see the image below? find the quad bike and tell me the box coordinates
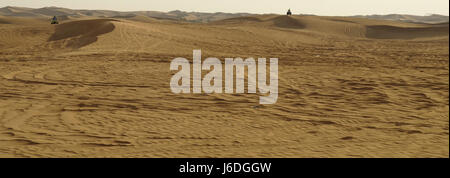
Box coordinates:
[287,9,292,16]
[51,16,59,24]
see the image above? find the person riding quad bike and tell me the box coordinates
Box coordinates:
[287,9,292,16]
[51,16,59,24]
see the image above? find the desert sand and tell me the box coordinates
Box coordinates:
[0,14,448,157]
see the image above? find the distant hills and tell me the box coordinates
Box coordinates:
[0,6,448,24]
[0,6,252,22]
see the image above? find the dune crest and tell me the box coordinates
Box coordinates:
[270,15,306,29]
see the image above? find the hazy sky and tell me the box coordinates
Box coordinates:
[1,0,449,16]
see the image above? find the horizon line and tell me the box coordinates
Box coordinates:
[1,5,449,17]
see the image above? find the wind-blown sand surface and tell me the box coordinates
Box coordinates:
[0,15,448,157]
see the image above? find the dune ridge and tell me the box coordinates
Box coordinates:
[47,19,117,48]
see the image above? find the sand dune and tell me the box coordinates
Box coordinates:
[366,24,449,39]
[0,15,49,25]
[352,14,449,24]
[0,16,10,24]
[270,15,306,29]
[0,18,51,50]
[0,6,253,23]
[2,6,448,24]
[48,19,116,48]
[215,15,449,39]
[0,15,448,158]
